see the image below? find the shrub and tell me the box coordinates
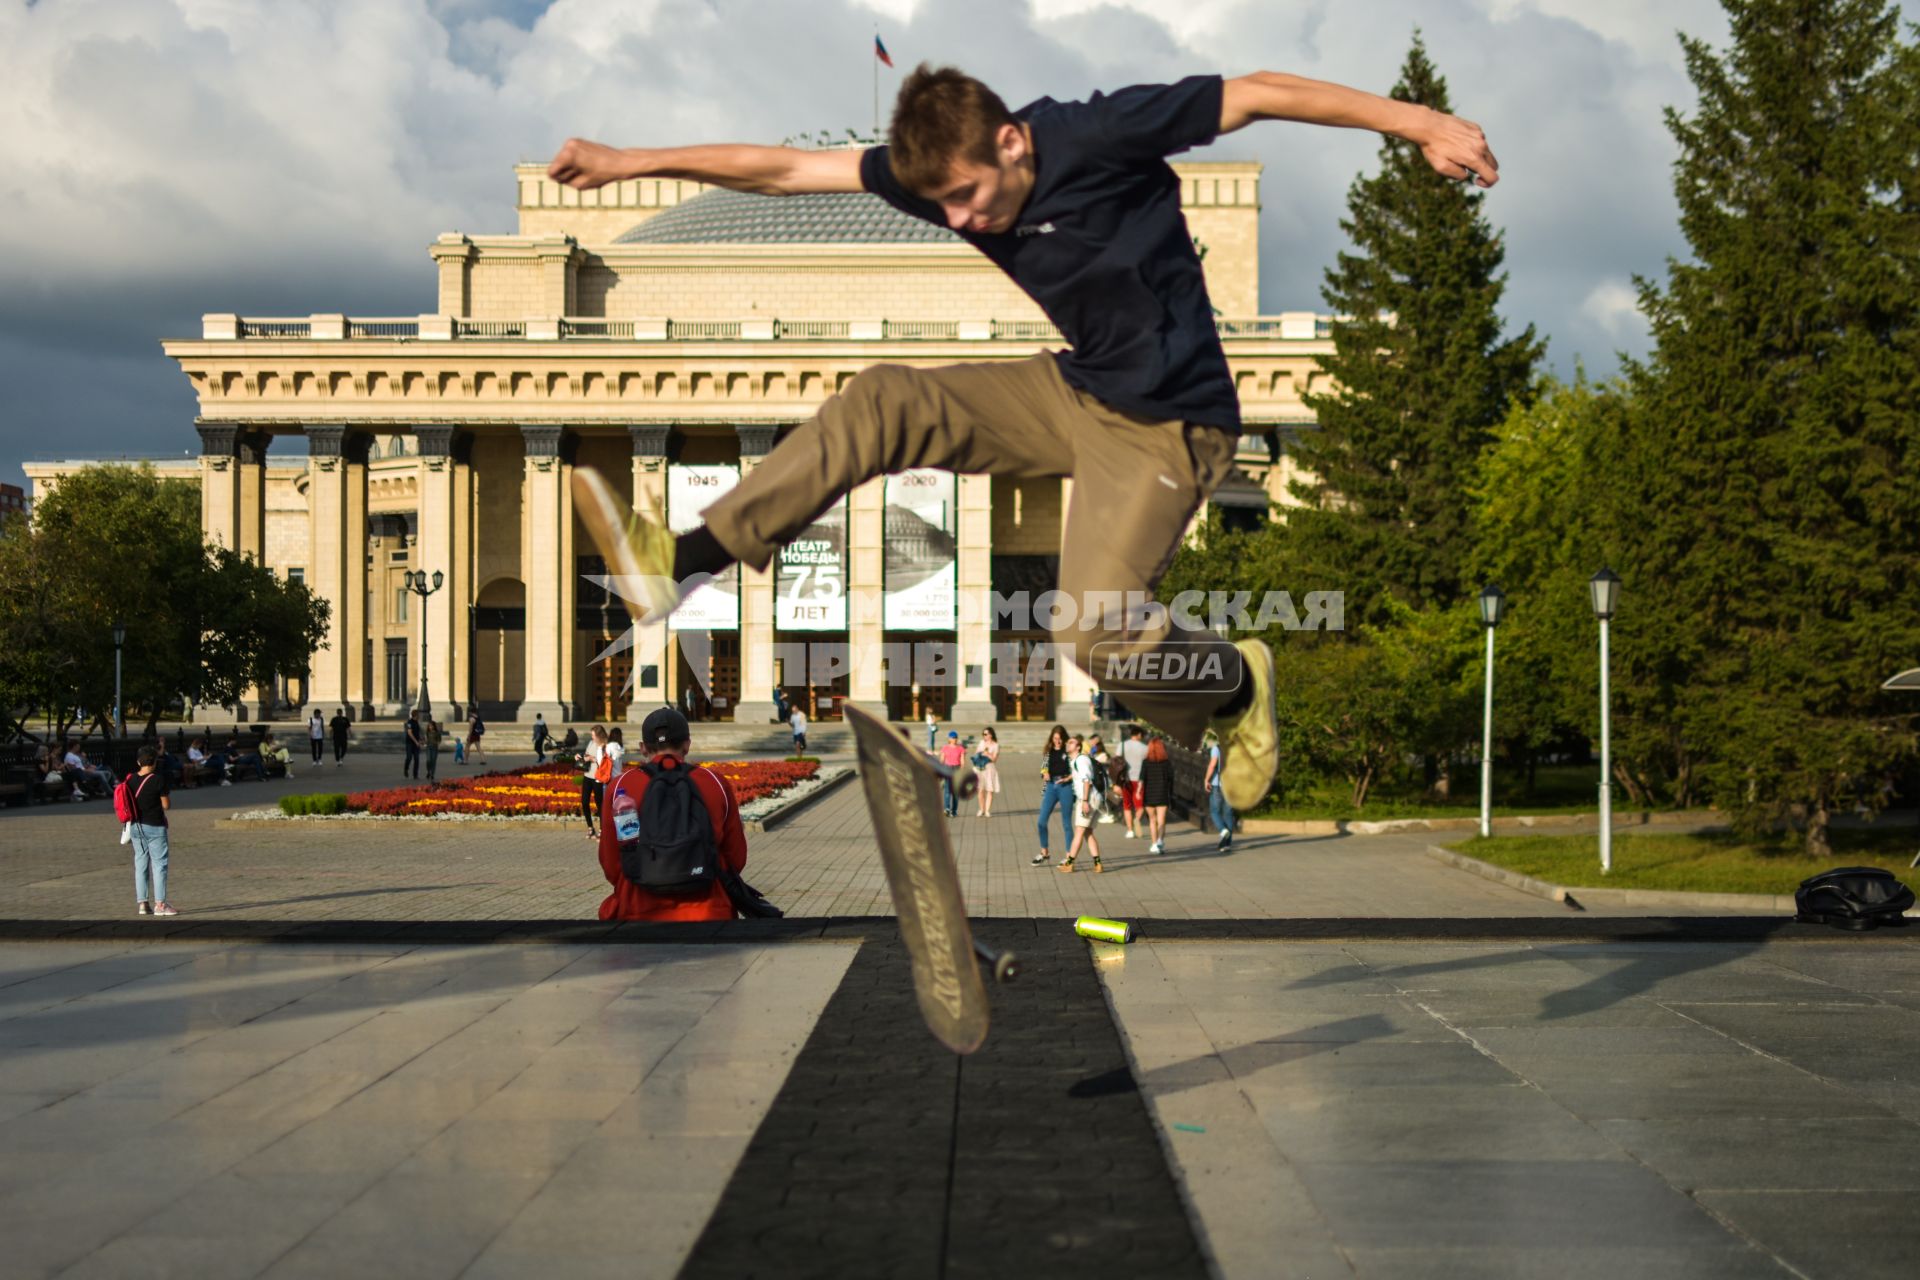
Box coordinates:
[279,793,348,816]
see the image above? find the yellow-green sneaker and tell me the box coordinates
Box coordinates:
[571,469,681,623]
[1213,638,1277,812]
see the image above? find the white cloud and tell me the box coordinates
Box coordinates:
[1580,279,1646,339]
[2,0,1910,482]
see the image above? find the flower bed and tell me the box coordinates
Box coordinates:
[345,759,819,818]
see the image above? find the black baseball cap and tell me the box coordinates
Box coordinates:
[641,706,691,751]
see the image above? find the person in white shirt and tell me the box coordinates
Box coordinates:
[307,710,326,765]
[62,740,113,793]
[581,725,608,840]
[790,706,808,754]
[1059,734,1103,874]
[1119,724,1149,840]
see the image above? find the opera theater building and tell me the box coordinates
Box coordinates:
[28,158,1330,727]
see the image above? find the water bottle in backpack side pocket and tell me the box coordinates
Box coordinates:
[612,786,642,859]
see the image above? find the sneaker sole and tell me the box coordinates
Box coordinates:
[1219,638,1279,811]
[570,469,680,622]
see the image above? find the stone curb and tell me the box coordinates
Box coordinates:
[1425,843,1800,913]
[744,766,855,833]
[1233,809,1729,837]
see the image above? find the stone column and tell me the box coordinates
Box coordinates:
[196,423,242,553]
[845,475,888,717]
[730,423,780,726]
[1057,476,1095,715]
[952,472,997,722]
[416,426,470,722]
[306,426,373,720]
[235,430,270,564]
[626,424,672,723]
[520,424,574,722]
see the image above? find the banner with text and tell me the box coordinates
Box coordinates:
[775,497,847,630]
[882,469,957,630]
[666,464,739,631]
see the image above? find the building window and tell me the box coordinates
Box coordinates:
[287,567,305,585]
[395,588,409,623]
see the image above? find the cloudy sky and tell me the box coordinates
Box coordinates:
[2,0,1897,489]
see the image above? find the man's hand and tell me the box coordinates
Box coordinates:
[548,138,634,192]
[1408,108,1500,188]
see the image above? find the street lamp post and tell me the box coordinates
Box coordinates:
[1477,586,1505,839]
[1589,568,1622,874]
[111,620,126,738]
[404,570,444,717]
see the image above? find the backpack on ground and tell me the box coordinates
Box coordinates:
[619,761,719,895]
[1794,867,1914,931]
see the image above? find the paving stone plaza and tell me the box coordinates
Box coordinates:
[4,745,1918,1278]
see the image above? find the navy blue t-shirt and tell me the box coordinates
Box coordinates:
[861,74,1239,431]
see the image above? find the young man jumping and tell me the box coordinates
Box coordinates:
[549,66,1498,811]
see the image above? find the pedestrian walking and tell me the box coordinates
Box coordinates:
[1059,734,1103,873]
[466,710,488,766]
[925,707,938,752]
[403,710,424,779]
[1031,724,1074,866]
[329,707,351,766]
[1087,733,1117,824]
[1203,731,1234,850]
[307,710,325,765]
[124,746,177,916]
[939,730,965,816]
[425,719,442,780]
[1139,735,1173,854]
[581,724,608,839]
[1119,724,1148,839]
[607,727,630,777]
[790,704,808,754]
[533,713,550,763]
[974,727,1000,817]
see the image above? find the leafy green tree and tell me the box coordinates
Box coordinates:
[1619,0,1920,853]
[1288,32,1544,627]
[0,465,329,739]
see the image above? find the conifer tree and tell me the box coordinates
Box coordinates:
[1618,0,1920,853]
[1288,33,1542,629]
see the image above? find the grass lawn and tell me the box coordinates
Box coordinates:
[1449,824,1920,895]
[1250,763,1610,822]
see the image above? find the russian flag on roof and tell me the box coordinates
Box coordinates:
[874,34,894,67]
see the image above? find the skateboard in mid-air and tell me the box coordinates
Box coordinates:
[844,704,1019,1054]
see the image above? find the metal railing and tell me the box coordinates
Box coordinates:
[347,320,421,339]
[453,319,526,338]
[559,319,636,338]
[239,319,312,339]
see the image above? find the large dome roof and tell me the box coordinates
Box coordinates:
[614,188,959,246]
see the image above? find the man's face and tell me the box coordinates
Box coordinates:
[923,123,1033,234]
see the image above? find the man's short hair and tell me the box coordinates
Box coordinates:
[889,63,1015,193]
[136,745,156,767]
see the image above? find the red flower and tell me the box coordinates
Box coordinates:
[344,759,818,816]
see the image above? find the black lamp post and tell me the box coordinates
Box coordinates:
[111,620,126,738]
[404,570,444,716]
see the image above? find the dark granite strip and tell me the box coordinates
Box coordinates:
[679,924,1206,1280]
[1,915,1914,946]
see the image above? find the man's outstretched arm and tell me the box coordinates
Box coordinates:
[546,138,865,196]
[1218,72,1500,188]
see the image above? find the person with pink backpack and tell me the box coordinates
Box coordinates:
[116,746,178,917]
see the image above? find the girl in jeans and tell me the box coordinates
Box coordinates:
[1031,724,1075,866]
[126,746,178,916]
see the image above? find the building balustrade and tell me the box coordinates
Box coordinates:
[202,312,1333,343]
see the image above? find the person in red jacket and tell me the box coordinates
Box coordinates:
[597,706,748,921]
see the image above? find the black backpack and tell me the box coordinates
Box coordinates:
[1794,867,1915,931]
[1088,752,1110,795]
[619,761,718,895]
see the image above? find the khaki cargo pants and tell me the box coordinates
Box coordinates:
[701,354,1244,746]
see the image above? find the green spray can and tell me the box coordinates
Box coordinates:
[1075,915,1133,944]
